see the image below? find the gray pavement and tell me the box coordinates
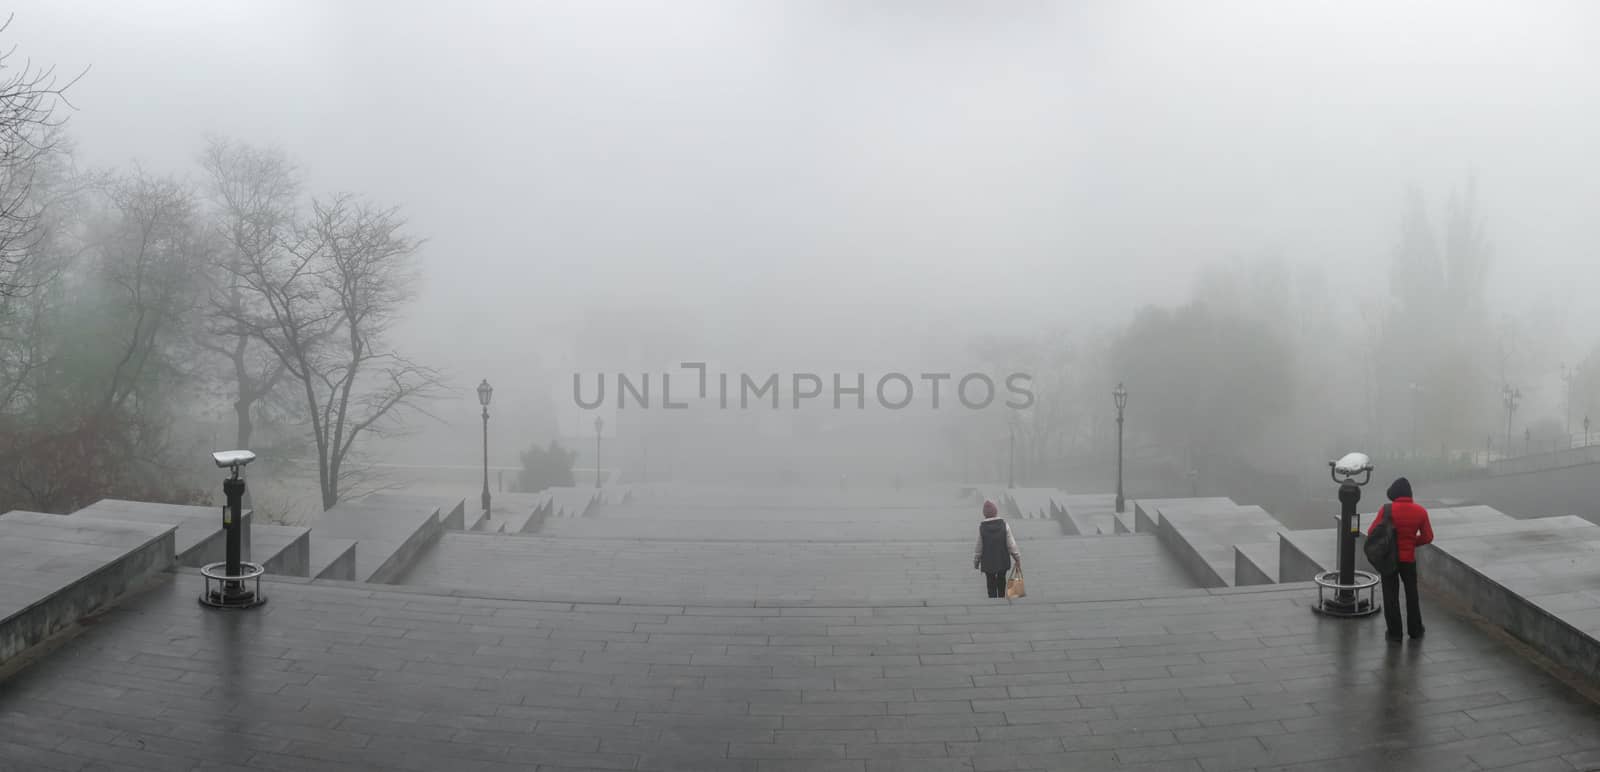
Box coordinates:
[5,485,1600,770]
[2,574,1600,771]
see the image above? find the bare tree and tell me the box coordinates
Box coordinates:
[0,15,81,298]
[94,170,212,411]
[199,137,298,449]
[1,169,213,513]
[218,193,443,509]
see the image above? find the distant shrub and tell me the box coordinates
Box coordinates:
[517,440,576,492]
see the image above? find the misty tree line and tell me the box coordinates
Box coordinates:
[951,176,1566,488]
[0,38,439,515]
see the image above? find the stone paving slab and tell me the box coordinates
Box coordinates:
[4,574,1600,770]
[72,498,252,567]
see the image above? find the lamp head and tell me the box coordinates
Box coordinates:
[477,378,493,407]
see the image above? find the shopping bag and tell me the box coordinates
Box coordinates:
[1006,568,1026,599]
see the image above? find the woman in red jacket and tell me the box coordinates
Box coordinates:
[1370,477,1434,641]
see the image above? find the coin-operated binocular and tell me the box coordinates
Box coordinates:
[199,450,267,609]
[1311,452,1381,617]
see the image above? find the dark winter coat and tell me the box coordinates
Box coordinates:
[975,518,1021,574]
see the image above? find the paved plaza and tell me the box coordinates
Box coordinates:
[3,484,1600,770]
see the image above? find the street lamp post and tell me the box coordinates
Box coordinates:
[1113,383,1128,514]
[1586,415,1592,447]
[1562,364,1574,443]
[594,415,604,489]
[1503,385,1520,457]
[477,379,493,517]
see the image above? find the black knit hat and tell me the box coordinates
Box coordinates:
[1387,477,1413,501]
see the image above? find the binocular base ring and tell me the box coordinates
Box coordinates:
[1310,570,1382,618]
[198,561,268,610]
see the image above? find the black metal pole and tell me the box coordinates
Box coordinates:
[481,406,491,515]
[595,423,602,489]
[1505,402,1513,457]
[1114,412,1125,513]
[223,473,245,592]
[1334,480,1361,610]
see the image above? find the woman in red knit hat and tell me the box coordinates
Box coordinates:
[974,499,1022,598]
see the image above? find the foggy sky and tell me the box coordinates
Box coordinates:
[9,0,1600,460]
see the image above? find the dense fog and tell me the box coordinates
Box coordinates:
[2,1,1598,523]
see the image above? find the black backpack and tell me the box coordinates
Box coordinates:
[1363,503,1399,577]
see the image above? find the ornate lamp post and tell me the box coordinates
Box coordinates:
[1561,363,1574,443]
[477,379,493,516]
[1113,382,1128,513]
[594,415,604,489]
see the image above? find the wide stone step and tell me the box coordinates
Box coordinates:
[0,511,176,666]
[251,524,311,576]
[314,496,444,583]
[540,515,1011,543]
[1133,497,1237,533]
[1056,493,1129,535]
[483,491,555,533]
[544,487,601,518]
[361,493,465,529]
[1417,515,1600,684]
[1002,488,1060,521]
[306,536,357,580]
[396,531,1196,604]
[72,499,250,567]
[1277,510,1576,583]
[1149,501,1288,588]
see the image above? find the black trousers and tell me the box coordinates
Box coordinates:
[1381,561,1425,638]
[985,572,1008,598]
